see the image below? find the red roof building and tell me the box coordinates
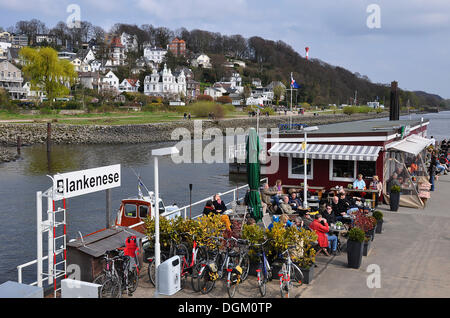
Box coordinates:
[168,38,186,57]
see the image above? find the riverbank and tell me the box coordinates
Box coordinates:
[0,111,388,148]
[0,146,18,163]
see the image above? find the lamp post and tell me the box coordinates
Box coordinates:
[301,126,319,209]
[151,146,179,298]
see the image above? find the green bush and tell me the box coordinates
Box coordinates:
[390,185,401,193]
[188,101,226,119]
[372,211,384,221]
[40,107,54,115]
[343,106,356,115]
[348,227,366,243]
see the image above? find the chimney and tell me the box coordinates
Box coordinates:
[390,81,400,121]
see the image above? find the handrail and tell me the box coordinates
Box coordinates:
[161,177,268,220]
[16,177,268,286]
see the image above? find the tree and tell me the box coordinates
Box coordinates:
[273,85,286,106]
[19,47,77,104]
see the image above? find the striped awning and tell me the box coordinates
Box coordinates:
[269,143,382,161]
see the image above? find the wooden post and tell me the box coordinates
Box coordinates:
[17,135,22,155]
[106,189,111,228]
[47,122,52,152]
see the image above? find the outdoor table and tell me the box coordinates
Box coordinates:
[343,188,379,209]
[282,185,325,200]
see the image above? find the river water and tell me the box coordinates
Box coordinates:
[0,111,449,284]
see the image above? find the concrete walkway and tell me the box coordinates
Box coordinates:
[130,174,450,298]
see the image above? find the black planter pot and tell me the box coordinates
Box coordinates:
[390,192,400,211]
[366,228,375,241]
[271,262,283,280]
[375,219,383,234]
[299,265,314,284]
[347,240,364,269]
[363,239,372,256]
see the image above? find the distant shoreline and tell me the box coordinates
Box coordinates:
[0,111,395,163]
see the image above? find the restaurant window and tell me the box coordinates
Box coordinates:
[289,157,313,179]
[124,204,137,218]
[357,161,376,179]
[330,160,355,181]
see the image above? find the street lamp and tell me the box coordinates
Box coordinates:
[151,146,179,298]
[301,126,319,209]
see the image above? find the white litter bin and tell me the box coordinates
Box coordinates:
[158,256,181,296]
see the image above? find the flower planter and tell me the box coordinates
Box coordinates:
[347,240,364,269]
[366,228,375,241]
[375,219,383,234]
[363,239,372,256]
[390,192,400,211]
[298,265,314,284]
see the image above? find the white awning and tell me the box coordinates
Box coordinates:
[268,143,382,161]
[386,135,434,156]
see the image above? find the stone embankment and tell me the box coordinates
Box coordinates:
[0,112,388,162]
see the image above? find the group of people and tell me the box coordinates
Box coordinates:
[202,194,232,231]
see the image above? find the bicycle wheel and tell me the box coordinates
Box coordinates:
[101,277,122,298]
[292,264,304,285]
[199,266,216,295]
[196,245,209,264]
[256,268,266,297]
[279,265,289,298]
[227,271,239,298]
[127,267,139,293]
[190,262,203,292]
[147,254,167,287]
[240,253,250,281]
[93,273,107,286]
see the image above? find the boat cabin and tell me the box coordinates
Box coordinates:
[115,192,180,233]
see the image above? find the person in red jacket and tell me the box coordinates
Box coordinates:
[309,214,338,256]
[124,236,139,273]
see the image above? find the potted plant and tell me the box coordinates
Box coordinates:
[389,185,401,211]
[353,211,375,240]
[242,224,266,276]
[294,228,318,284]
[363,236,372,256]
[347,227,365,269]
[367,216,377,241]
[372,211,384,234]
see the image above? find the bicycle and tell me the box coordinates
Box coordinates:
[278,245,304,298]
[93,250,122,298]
[251,239,272,297]
[193,236,224,294]
[226,237,250,298]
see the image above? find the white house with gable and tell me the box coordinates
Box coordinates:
[101,70,119,92]
[143,63,186,98]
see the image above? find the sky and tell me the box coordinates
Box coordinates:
[1,0,449,99]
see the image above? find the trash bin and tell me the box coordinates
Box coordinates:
[158,256,181,296]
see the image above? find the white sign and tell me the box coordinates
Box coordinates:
[54,164,121,200]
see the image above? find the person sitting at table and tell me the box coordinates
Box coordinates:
[289,192,303,211]
[260,183,281,212]
[353,174,366,190]
[268,214,294,231]
[203,199,232,231]
[369,175,382,207]
[213,194,227,213]
[279,195,296,215]
[309,214,338,256]
[321,203,336,226]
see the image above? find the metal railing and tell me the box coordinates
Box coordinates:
[17,177,268,286]
[160,177,268,220]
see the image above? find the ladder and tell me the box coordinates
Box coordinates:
[38,188,67,298]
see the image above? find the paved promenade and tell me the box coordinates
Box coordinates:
[131,174,450,298]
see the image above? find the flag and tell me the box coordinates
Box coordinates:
[290,73,300,89]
